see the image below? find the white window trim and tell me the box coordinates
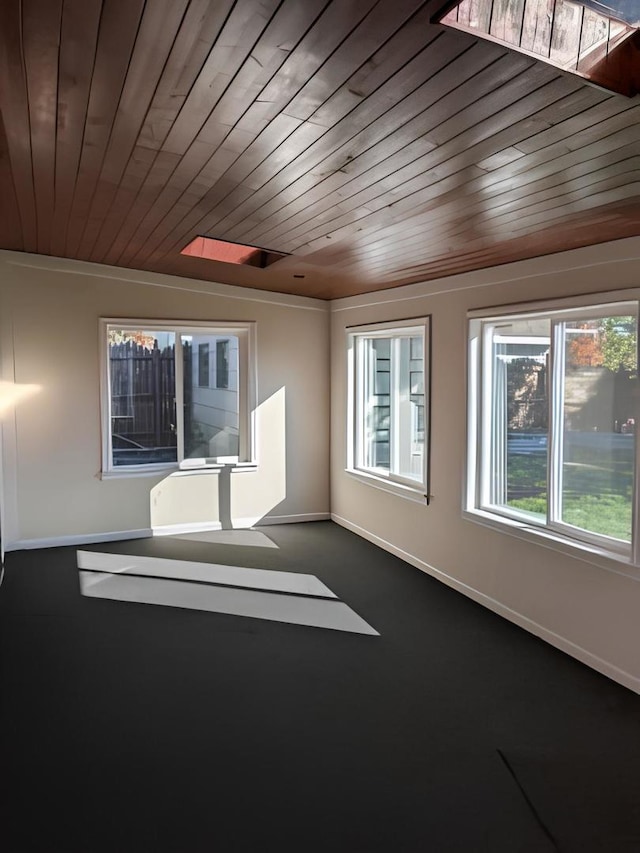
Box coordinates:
[346,317,430,500]
[466,290,640,572]
[100,318,257,476]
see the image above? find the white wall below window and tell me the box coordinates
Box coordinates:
[331,236,640,693]
[0,252,330,545]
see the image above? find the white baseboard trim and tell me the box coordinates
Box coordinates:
[4,514,332,551]
[6,528,152,551]
[332,513,640,695]
[257,512,331,526]
[152,521,223,536]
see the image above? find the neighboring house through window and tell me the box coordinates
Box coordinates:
[198,343,210,388]
[216,339,230,389]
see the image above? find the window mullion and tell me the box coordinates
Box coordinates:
[480,323,495,508]
[632,306,640,563]
[548,320,565,527]
[175,333,185,464]
[355,337,366,470]
[391,337,400,476]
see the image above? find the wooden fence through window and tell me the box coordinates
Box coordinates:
[109,340,192,452]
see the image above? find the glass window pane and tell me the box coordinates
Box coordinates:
[396,335,424,482]
[559,316,637,542]
[216,340,230,389]
[489,318,550,519]
[184,333,240,460]
[357,331,425,483]
[198,343,209,387]
[108,330,177,467]
[362,338,391,472]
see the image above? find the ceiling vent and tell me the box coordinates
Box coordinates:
[181,237,287,268]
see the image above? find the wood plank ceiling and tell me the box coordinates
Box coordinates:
[0,0,639,299]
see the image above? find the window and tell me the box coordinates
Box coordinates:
[198,343,209,388]
[348,318,430,496]
[468,297,639,561]
[216,340,229,389]
[101,320,255,473]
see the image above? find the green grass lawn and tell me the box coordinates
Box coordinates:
[506,451,633,542]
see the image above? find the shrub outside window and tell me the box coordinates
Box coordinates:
[468,298,639,562]
[348,318,429,496]
[101,320,255,473]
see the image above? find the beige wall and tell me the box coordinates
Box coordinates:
[330,236,640,693]
[0,252,330,544]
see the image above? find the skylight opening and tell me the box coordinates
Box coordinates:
[436,0,640,96]
[181,237,287,268]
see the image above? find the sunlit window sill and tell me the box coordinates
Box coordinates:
[100,462,258,480]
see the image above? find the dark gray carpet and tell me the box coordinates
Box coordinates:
[1,521,639,852]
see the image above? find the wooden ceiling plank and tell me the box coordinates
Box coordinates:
[242,60,548,250]
[363,140,640,252]
[262,71,581,249]
[137,0,236,152]
[143,34,505,267]
[392,186,640,274]
[22,0,63,255]
[123,0,420,267]
[106,0,321,266]
[514,96,637,155]
[0,0,37,250]
[234,42,521,248]
[64,0,146,258]
[279,75,583,252]
[160,0,282,158]
[270,0,427,123]
[481,176,640,239]
[317,172,634,276]
[290,81,636,257]
[199,0,432,197]
[89,0,236,264]
[0,112,25,250]
[391,124,640,242]
[312,206,640,293]
[384,125,640,246]
[181,28,459,245]
[50,0,102,258]
[437,158,640,244]
[76,0,190,260]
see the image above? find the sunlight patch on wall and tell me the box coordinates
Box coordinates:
[0,381,42,414]
[150,387,287,532]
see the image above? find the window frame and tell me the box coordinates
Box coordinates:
[347,317,430,501]
[100,318,257,476]
[467,292,640,569]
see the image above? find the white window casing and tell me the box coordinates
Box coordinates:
[347,317,430,501]
[467,292,640,572]
[100,319,256,476]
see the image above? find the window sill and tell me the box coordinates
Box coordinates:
[463,507,640,580]
[100,462,258,480]
[345,468,428,504]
